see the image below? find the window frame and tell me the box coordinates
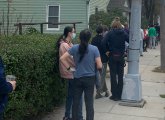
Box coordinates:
[46,5,60,30]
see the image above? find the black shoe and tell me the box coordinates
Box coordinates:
[116,97,121,101]
[95,93,103,99]
[109,96,115,100]
[109,96,120,101]
[63,117,71,120]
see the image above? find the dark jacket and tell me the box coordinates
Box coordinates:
[91,35,108,63]
[0,57,13,113]
[103,28,129,55]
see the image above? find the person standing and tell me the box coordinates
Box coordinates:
[60,29,102,120]
[148,25,157,49]
[140,28,144,56]
[154,23,160,45]
[103,17,129,101]
[0,56,16,120]
[91,25,110,99]
[143,29,149,52]
[57,26,83,120]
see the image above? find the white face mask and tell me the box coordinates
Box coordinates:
[72,33,76,39]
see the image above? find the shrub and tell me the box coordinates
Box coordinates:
[0,34,66,120]
[25,27,40,35]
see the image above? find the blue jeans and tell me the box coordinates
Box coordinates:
[65,79,83,119]
[95,71,101,92]
[72,76,95,120]
[149,36,156,49]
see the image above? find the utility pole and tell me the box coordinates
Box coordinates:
[120,0,145,107]
[160,0,165,70]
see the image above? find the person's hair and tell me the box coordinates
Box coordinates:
[78,29,91,62]
[56,26,73,50]
[154,23,159,26]
[111,17,122,29]
[96,25,103,34]
[150,24,154,27]
[102,25,109,32]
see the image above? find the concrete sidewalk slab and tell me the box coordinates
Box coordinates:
[42,45,165,120]
[142,82,165,97]
[94,113,160,120]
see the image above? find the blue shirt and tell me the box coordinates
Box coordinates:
[68,44,100,78]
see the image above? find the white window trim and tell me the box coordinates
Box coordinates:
[46,5,60,31]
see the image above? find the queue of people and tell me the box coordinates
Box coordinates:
[57,17,129,120]
[0,16,160,120]
[142,23,160,54]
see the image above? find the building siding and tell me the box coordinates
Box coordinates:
[107,0,131,12]
[0,0,88,34]
[89,0,110,15]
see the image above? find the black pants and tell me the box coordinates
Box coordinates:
[143,40,149,51]
[72,76,95,120]
[109,55,124,99]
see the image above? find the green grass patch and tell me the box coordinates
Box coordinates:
[152,67,165,73]
[160,94,165,98]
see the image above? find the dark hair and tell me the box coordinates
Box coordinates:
[56,26,73,50]
[150,24,154,27]
[96,25,103,34]
[78,29,91,62]
[102,25,109,32]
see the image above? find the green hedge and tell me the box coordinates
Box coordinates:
[0,34,66,120]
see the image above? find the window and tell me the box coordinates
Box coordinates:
[47,5,60,30]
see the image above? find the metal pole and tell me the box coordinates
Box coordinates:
[120,0,145,107]
[160,0,165,70]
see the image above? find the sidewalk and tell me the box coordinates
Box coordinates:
[42,45,165,120]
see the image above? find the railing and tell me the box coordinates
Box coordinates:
[14,22,83,35]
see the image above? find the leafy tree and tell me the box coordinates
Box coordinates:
[143,0,160,25]
[89,9,127,31]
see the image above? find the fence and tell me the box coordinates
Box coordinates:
[14,22,83,35]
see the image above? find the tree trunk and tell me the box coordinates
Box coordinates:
[160,0,165,70]
[143,0,155,25]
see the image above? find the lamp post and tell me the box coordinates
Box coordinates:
[160,0,165,70]
[120,0,145,107]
